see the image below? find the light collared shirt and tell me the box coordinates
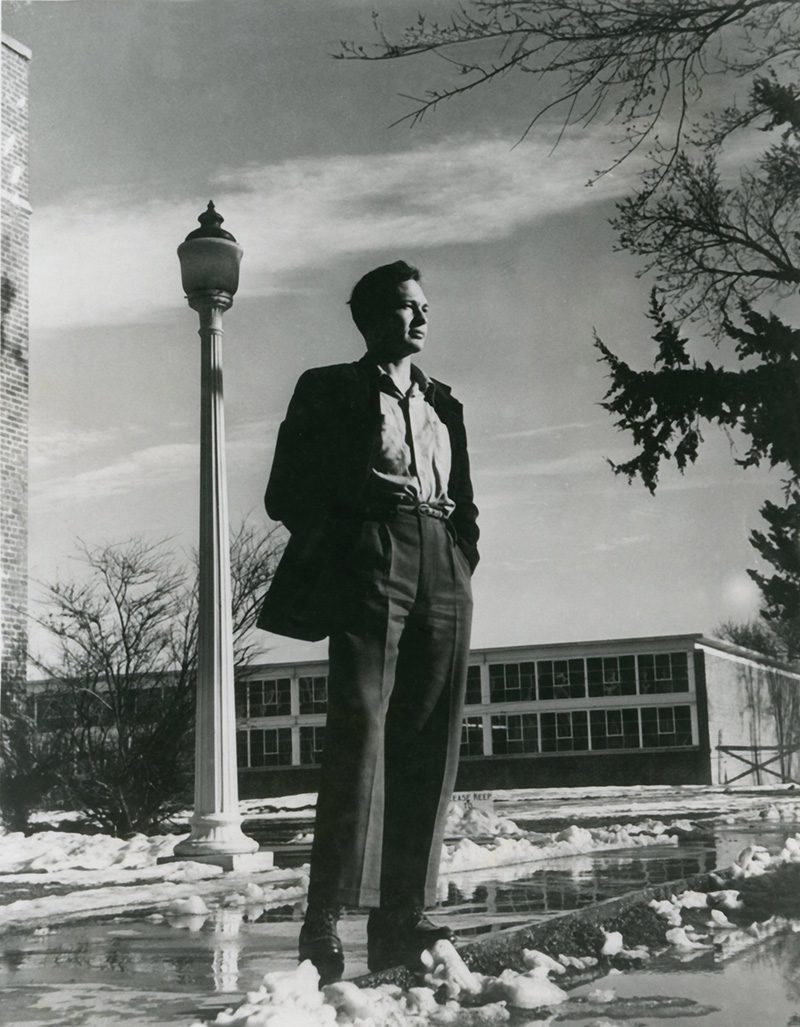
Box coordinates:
[368,365,455,514]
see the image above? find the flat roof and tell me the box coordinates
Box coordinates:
[2,34,32,60]
[243,632,794,676]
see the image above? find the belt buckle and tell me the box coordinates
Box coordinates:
[417,502,443,519]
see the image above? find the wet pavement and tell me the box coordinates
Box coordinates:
[564,928,800,1025]
[2,810,799,1025]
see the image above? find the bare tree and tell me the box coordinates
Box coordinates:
[341,1,800,319]
[12,523,284,836]
[339,1,798,169]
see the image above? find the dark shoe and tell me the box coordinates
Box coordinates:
[299,904,344,985]
[367,907,455,973]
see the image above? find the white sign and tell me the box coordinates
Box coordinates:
[452,791,494,813]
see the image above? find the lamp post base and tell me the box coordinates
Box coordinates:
[158,850,275,872]
[169,810,266,870]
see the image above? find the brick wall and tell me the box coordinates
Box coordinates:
[1,35,32,700]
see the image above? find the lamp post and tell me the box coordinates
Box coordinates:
[172,203,270,871]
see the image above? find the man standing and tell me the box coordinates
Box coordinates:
[258,260,478,982]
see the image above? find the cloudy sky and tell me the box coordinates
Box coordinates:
[5,0,786,664]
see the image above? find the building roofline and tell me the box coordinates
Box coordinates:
[697,634,800,676]
[2,34,32,60]
[466,633,706,657]
[241,633,710,676]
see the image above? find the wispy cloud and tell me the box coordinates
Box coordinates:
[31,130,642,334]
[30,426,123,469]
[494,420,603,440]
[479,447,622,479]
[32,417,275,507]
[33,442,199,506]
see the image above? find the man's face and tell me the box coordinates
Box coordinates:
[368,279,429,358]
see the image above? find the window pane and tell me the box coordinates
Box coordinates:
[641,705,692,747]
[520,663,536,701]
[619,655,637,694]
[490,713,538,754]
[572,710,589,751]
[489,665,506,703]
[674,704,693,745]
[249,678,291,717]
[641,707,658,746]
[587,656,634,697]
[460,716,484,757]
[465,666,482,706]
[540,710,588,752]
[299,676,327,715]
[522,714,538,751]
[250,726,294,766]
[586,658,604,698]
[622,707,640,748]
[540,712,556,752]
[488,663,535,703]
[568,658,586,698]
[276,727,292,765]
[658,707,675,734]
[491,715,510,754]
[236,730,249,767]
[300,725,325,765]
[639,653,689,694]
[538,661,555,701]
[590,707,640,751]
[670,652,690,692]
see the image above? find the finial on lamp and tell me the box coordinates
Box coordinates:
[184,201,237,243]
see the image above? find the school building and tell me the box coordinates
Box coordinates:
[235,633,800,796]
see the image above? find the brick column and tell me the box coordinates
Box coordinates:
[1,34,32,704]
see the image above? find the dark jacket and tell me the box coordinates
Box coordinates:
[257,355,479,640]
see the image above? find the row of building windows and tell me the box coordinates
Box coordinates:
[461,705,694,758]
[486,652,690,704]
[235,704,693,768]
[235,676,328,719]
[236,725,327,768]
[235,652,691,722]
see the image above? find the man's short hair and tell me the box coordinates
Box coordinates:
[348,260,421,336]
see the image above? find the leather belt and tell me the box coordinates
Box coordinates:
[360,501,449,521]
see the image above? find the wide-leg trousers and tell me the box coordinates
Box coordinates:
[307,509,473,909]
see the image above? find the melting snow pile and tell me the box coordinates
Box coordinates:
[0,829,187,874]
[190,941,576,1027]
[0,829,308,933]
[441,817,678,874]
[648,833,800,962]
[729,800,800,824]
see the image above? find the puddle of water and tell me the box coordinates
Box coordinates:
[441,821,800,937]
[0,982,213,1027]
[562,929,800,1026]
[0,911,295,995]
[442,843,717,932]
[2,817,799,1025]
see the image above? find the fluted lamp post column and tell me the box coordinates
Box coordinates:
[171,203,272,871]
